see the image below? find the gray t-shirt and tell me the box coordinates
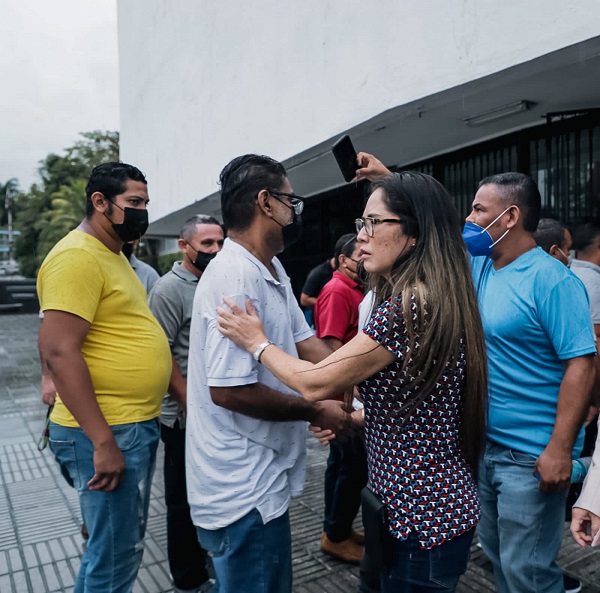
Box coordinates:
[147,261,199,427]
[570,259,600,324]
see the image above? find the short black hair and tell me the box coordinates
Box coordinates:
[572,221,600,253]
[219,154,287,231]
[179,215,222,241]
[333,233,358,269]
[534,218,568,253]
[85,162,147,217]
[478,172,541,232]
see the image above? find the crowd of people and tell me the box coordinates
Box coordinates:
[35,152,600,593]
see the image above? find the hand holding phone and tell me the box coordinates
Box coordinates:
[332,135,358,182]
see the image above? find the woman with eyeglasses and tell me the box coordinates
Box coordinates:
[217,166,488,593]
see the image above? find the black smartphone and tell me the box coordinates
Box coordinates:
[332,135,358,182]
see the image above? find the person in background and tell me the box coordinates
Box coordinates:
[37,162,172,593]
[533,218,572,266]
[122,238,160,293]
[569,221,600,555]
[300,257,335,309]
[571,418,600,548]
[217,171,488,593]
[300,256,335,326]
[314,233,367,564]
[571,222,600,379]
[534,217,592,593]
[147,214,224,593]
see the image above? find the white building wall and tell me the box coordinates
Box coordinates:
[118,0,600,223]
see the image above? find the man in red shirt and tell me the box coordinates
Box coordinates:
[314,233,367,564]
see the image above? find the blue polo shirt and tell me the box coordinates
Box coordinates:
[470,247,596,458]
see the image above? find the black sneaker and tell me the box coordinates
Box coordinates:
[563,573,582,593]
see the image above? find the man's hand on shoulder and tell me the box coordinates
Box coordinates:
[88,438,126,492]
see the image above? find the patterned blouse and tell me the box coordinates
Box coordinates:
[359,295,480,549]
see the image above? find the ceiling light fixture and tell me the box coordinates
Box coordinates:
[463,100,535,127]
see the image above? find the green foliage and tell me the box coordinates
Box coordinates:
[157,251,181,276]
[13,131,119,276]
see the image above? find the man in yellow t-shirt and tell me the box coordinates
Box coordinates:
[37,162,171,593]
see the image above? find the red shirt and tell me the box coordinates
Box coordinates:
[314,271,364,344]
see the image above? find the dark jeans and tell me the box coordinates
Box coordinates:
[380,529,475,593]
[323,435,368,542]
[161,422,210,590]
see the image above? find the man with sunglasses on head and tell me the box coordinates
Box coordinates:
[185,154,358,593]
[148,214,224,593]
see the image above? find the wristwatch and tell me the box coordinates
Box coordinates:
[252,340,274,362]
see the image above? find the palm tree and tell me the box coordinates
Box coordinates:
[0,178,20,261]
[0,177,19,227]
[36,179,87,262]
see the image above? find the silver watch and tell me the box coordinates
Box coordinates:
[252,340,273,362]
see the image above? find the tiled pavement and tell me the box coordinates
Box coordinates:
[0,313,598,593]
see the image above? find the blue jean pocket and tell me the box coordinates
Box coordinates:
[508,448,537,466]
[49,439,80,489]
[111,423,139,452]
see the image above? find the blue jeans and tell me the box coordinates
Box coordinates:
[50,419,159,593]
[477,441,567,593]
[196,509,292,593]
[380,528,474,593]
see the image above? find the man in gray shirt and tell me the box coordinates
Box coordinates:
[148,214,224,593]
[571,222,600,334]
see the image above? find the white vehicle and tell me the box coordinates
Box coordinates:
[0,259,19,275]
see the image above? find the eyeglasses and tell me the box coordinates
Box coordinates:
[355,216,403,237]
[269,190,305,215]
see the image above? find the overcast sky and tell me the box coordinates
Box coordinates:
[0,0,119,190]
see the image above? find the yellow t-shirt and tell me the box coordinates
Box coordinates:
[37,230,172,427]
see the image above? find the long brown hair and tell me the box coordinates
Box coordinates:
[367,172,488,474]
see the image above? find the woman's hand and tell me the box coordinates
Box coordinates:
[309,425,335,446]
[571,507,600,547]
[355,152,392,182]
[217,296,268,352]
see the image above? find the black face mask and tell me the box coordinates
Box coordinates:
[191,249,217,272]
[106,201,149,242]
[280,213,303,250]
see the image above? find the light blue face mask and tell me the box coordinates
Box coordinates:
[557,247,574,267]
[461,206,514,257]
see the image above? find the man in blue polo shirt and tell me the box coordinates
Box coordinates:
[464,173,596,593]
